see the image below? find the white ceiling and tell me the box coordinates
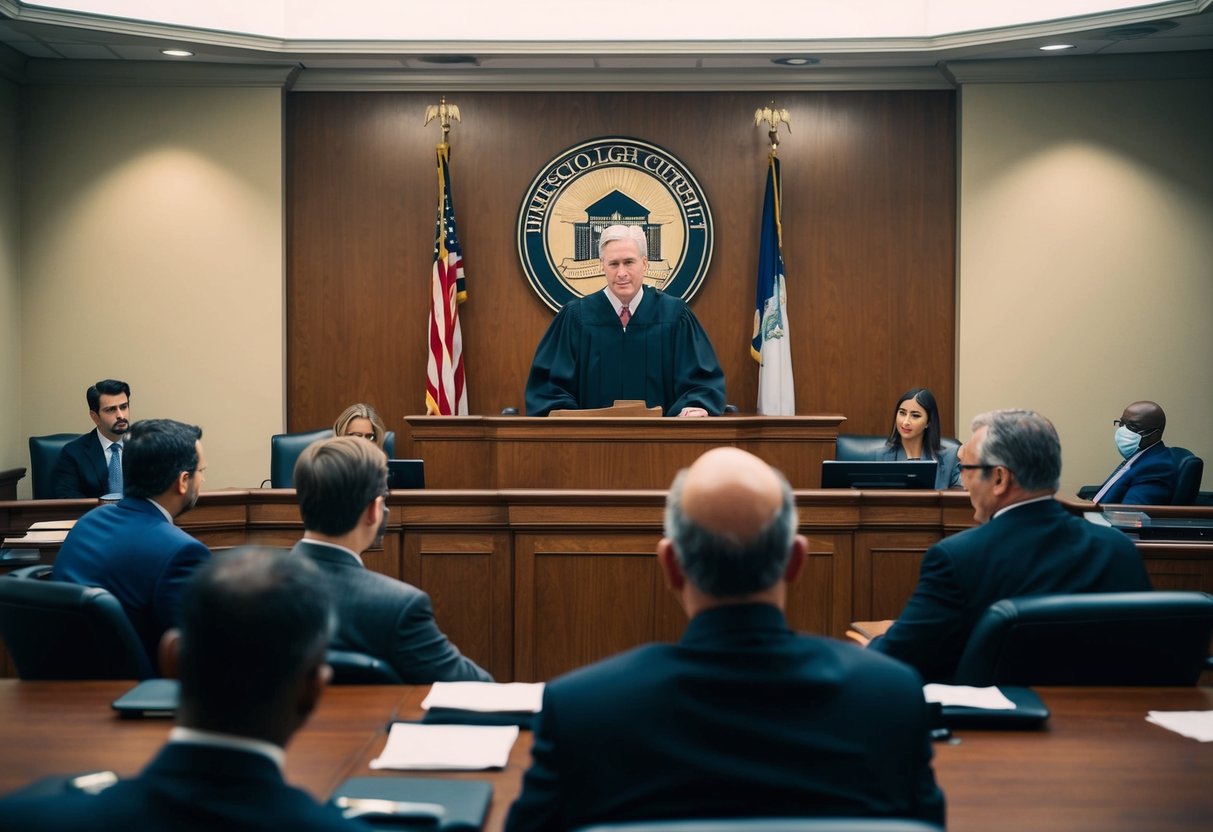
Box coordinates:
[0,0,1211,89]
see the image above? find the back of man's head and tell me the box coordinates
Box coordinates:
[664,447,797,598]
[123,419,202,499]
[86,378,130,413]
[971,408,1061,492]
[175,547,333,740]
[294,436,388,536]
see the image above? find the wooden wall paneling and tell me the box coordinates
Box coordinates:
[852,530,940,621]
[515,533,664,682]
[287,91,956,438]
[785,533,853,638]
[402,530,510,681]
[1137,545,1213,592]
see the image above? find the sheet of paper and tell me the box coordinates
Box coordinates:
[923,684,1017,710]
[1146,710,1213,742]
[370,723,520,770]
[421,681,545,713]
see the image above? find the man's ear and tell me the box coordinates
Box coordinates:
[298,660,331,718]
[783,535,808,584]
[158,628,182,679]
[363,496,383,527]
[175,470,191,497]
[657,539,685,592]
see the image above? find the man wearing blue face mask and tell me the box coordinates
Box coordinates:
[1091,400,1178,505]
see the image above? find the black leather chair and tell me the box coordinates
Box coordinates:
[835,434,959,462]
[952,591,1213,687]
[0,565,154,680]
[325,649,402,685]
[575,820,943,832]
[268,428,333,487]
[28,433,79,500]
[383,430,396,459]
[1169,447,1204,505]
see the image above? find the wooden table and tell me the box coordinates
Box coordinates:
[1,681,1210,831]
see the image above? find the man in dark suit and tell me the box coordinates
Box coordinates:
[867,409,1152,683]
[52,419,211,671]
[505,447,945,831]
[1090,400,1178,505]
[0,547,358,831]
[291,436,491,683]
[51,378,131,498]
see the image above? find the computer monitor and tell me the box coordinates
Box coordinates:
[387,459,425,490]
[820,460,938,489]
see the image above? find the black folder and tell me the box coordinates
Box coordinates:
[332,777,492,831]
[935,686,1050,729]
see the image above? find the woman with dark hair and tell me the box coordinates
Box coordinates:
[883,388,961,489]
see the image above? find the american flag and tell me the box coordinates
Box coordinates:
[425,144,468,415]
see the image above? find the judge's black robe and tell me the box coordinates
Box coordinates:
[525,289,726,417]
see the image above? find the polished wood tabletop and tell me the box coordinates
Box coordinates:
[1,681,1210,831]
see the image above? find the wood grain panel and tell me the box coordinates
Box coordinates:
[853,530,940,620]
[287,91,955,438]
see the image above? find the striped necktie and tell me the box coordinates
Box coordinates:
[107,443,123,495]
[619,306,631,327]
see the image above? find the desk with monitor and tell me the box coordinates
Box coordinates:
[0,681,1209,832]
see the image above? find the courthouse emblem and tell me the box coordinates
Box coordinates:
[516,137,714,311]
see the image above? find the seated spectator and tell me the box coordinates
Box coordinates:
[51,378,131,498]
[334,403,387,450]
[1090,400,1178,505]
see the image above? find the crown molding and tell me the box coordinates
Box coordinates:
[943,49,1213,84]
[22,59,299,86]
[289,65,955,93]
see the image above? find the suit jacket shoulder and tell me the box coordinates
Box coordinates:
[51,429,108,498]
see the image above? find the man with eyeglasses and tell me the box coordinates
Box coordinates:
[53,419,211,673]
[857,409,1150,683]
[290,437,491,683]
[1090,400,1178,505]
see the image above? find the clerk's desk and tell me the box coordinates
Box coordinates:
[0,680,1210,832]
[4,493,1213,682]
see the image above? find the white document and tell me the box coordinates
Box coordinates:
[923,684,1017,710]
[1146,710,1213,742]
[421,681,545,713]
[370,723,520,770]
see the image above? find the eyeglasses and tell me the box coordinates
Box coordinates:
[957,464,998,472]
[1113,420,1158,436]
[347,432,377,441]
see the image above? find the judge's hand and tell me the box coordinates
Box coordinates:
[678,407,709,418]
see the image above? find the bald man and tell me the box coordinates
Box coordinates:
[1091,400,1178,505]
[505,448,945,831]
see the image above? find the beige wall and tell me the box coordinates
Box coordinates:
[957,77,1213,496]
[0,78,19,482]
[15,85,284,496]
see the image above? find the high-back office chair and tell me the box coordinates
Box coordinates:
[952,591,1213,687]
[268,429,398,487]
[0,565,154,680]
[28,433,79,500]
[325,649,403,685]
[575,820,943,832]
[268,428,333,488]
[834,434,960,462]
[1168,447,1204,505]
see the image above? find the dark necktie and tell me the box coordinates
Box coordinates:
[107,443,123,495]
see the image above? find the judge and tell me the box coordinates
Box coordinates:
[525,224,725,417]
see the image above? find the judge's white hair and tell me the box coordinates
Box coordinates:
[597,224,648,259]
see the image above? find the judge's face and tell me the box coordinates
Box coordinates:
[895,398,929,445]
[601,238,647,306]
[343,416,377,443]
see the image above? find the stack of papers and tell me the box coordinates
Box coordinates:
[421,681,544,713]
[1146,711,1213,742]
[923,684,1017,710]
[370,723,520,770]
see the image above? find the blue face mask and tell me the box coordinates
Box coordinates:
[1115,424,1150,459]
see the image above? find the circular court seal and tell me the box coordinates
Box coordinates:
[516,136,714,312]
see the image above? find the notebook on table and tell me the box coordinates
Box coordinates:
[332,777,492,831]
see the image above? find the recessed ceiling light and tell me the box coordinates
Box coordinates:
[772,57,820,66]
[419,54,479,66]
[1039,44,1075,52]
[161,49,194,58]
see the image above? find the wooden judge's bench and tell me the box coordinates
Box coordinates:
[2,415,1211,682]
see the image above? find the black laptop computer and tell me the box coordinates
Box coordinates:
[387,459,425,490]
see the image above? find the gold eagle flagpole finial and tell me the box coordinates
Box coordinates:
[424,97,461,148]
[754,102,791,153]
